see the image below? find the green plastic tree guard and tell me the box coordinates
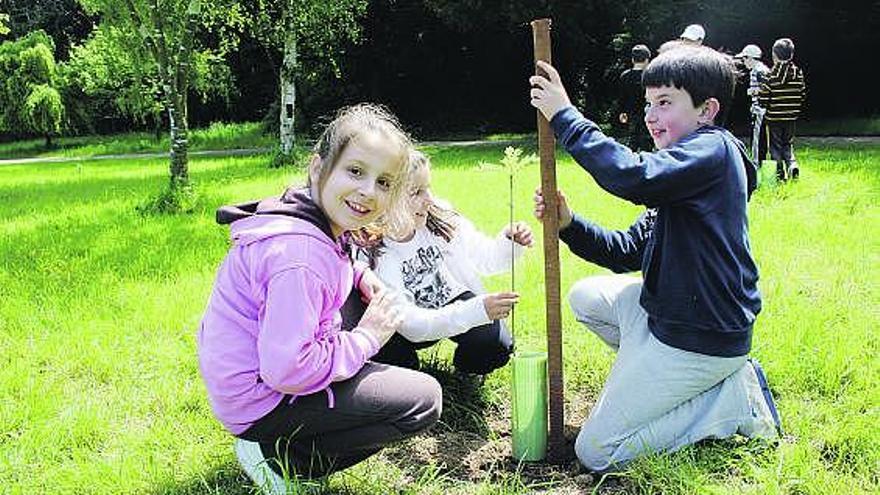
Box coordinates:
[511,351,548,461]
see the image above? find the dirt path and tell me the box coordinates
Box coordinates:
[0,147,270,166]
[1,136,876,166]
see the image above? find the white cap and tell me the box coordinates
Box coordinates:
[736,44,762,59]
[680,24,705,41]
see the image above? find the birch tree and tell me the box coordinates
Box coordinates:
[79,0,242,195]
[247,0,367,159]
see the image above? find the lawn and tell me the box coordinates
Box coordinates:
[0,122,275,161]
[1,140,877,494]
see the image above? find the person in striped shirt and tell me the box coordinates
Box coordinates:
[759,38,806,181]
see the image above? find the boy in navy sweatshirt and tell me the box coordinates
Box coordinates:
[529,46,781,471]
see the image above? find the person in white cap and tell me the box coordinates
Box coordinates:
[736,44,770,165]
[679,24,705,46]
[658,24,705,53]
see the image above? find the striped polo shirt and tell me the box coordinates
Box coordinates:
[759,61,805,121]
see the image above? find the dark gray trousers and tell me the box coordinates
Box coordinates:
[769,120,798,179]
[238,362,442,478]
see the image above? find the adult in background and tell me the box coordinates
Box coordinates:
[736,44,770,166]
[659,23,705,53]
[618,44,653,151]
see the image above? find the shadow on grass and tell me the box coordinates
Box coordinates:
[0,196,228,312]
[148,461,252,495]
[0,156,281,213]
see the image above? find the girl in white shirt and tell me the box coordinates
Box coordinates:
[347,150,533,374]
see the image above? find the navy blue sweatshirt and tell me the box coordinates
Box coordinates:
[551,106,761,357]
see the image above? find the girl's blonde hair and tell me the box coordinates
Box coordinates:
[309,103,414,237]
[407,150,457,241]
[356,150,458,267]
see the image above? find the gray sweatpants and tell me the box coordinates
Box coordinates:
[239,362,442,478]
[568,275,778,471]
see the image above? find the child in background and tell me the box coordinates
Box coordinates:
[349,150,533,375]
[759,37,806,181]
[529,46,780,471]
[198,104,442,493]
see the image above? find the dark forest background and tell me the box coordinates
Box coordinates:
[3,0,878,138]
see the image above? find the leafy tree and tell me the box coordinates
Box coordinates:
[1,0,94,57]
[25,83,63,146]
[79,0,244,196]
[245,0,367,159]
[59,26,162,134]
[0,30,65,146]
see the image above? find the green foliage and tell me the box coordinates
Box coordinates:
[79,0,247,190]
[19,43,54,83]
[60,26,162,128]
[60,21,238,131]
[24,83,63,139]
[190,49,235,103]
[0,30,64,144]
[500,146,537,176]
[248,0,367,76]
[1,0,93,58]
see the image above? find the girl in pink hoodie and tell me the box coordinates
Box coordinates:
[198,104,442,491]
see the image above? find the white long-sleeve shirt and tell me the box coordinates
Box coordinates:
[356,215,526,342]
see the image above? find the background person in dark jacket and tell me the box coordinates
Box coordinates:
[759,38,806,181]
[618,44,653,151]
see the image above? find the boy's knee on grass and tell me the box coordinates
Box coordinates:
[574,425,619,472]
[567,277,609,321]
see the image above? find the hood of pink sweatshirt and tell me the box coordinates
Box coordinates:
[198,191,378,434]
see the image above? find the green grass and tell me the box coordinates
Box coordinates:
[0,121,275,160]
[2,116,877,162]
[798,116,880,136]
[1,140,878,494]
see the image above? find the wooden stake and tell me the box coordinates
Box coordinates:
[530,17,565,462]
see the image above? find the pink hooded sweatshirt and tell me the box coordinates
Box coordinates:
[197,189,379,434]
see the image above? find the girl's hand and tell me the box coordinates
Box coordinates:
[358,289,404,346]
[505,221,534,247]
[357,268,386,302]
[529,61,572,122]
[483,292,519,320]
[533,187,573,230]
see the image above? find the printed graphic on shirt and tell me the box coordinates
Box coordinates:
[400,245,462,309]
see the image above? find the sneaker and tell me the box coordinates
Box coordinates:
[790,165,800,180]
[775,162,787,182]
[748,358,783,435]
[234,438,288,495]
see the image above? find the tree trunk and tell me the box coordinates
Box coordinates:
[167,89,189,189]
[279,34,297,156]
[45,134,52,148]
[154,111,163,141]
